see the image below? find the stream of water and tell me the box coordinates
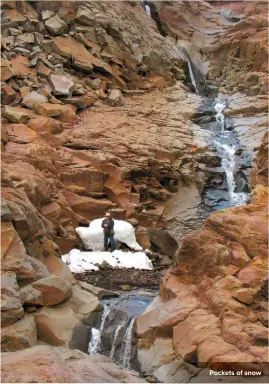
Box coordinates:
[213,99,248,207]
[88,289,156,370]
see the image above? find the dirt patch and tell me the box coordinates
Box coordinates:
[74,266,166,291]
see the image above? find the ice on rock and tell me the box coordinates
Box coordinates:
[75,219,143,251]
[62,249,153,272]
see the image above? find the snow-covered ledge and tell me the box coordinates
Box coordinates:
[62,219,153,272]
[76,219,143,251]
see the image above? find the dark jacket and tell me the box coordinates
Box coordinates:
[102,218,115,235]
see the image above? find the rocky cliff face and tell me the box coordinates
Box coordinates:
[135,133,268,380]
[1,0,268,382]
[154,0,268,95]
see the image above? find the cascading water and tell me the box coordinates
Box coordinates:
[109,320,125,360]
[121,318,136,369]
[187,59,198,94]
[88,290,156,370]
[215,99,226,131]
[145,4,151,16]
[88,304,110,354]
[212,100,249,207]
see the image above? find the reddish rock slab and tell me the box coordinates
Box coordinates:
[62,191,112,221]
[1,345,82,383]
[237,258,268,288]
[27,115,63,134]
[6,124,38,143]
[136,294,198,341]
[173,309,221,363]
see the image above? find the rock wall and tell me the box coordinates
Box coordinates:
[135,131,268,381]
[1,0,268,382]
[154,0,268,95]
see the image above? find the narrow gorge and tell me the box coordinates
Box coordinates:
[1,1,268,383]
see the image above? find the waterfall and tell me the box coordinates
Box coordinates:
[121,318,135,369]
[187,59,198,94]
[215,99,226,131]
[109,321,125,360]
[88,304,110,355]
[145,4,151,16]
[88,328,101,354]
[212,100,248,207]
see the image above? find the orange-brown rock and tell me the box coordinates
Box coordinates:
[1,345,82,383]
[62,191,112,221]
[34,103,62,117]
[135,226,151,250]
[232,288,253,305]
[1,84,16,105]
[1,221,34,280]
[44,255,74,282]
[1,59,13,81]
[27,115,63,134]
[31,275,72,306]
[51,36,113,75]
[173,309,221,363]
[6,124,39,144]
[237,258,268,288]
[67,283,101,324]
[1,315,37,352]
[58,105,78,124]
[34,304,89,351]
[1,345,145,383]
[136,293,198,341]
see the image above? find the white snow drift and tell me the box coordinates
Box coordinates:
[62,249,153,273]
[75,219,143,251]
[62,218,153,272]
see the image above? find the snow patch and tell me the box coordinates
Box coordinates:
[62,249,153,272]
[75,219,143,251]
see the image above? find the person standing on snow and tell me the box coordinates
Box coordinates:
[102,212,115,252]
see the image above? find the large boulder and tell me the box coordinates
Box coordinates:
[67,355,144,383]
[1,315,37,352]
[147,228,178,257]
[44,255,74,282]
[173,309,221,363]
[1,345,145,383]
[34,304,89,352]
[31,275,72,306]
[135,226,151,249]
[1,222,34,280]
[67,283,101,324]
[137,337,175,375]
[136,294,198,341]
[1,345,82,383]
[1,271,24,327]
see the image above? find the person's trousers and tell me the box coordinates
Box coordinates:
[104,234,115,252]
